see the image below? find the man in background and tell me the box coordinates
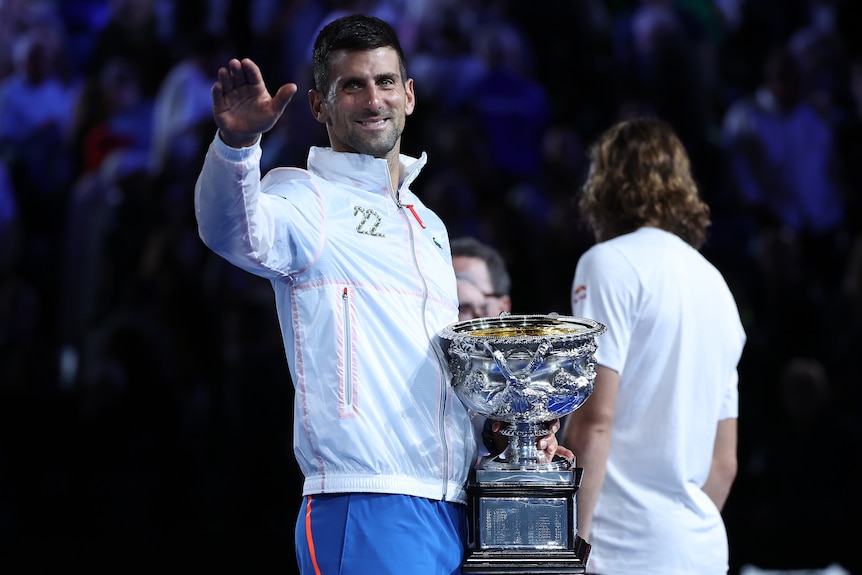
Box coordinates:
[563,118,745,575]
[451,235,511,321]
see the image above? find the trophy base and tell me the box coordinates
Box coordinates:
[461,536,591,574]
[462,467,589,575]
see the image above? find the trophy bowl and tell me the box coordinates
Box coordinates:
[437,313,607,471]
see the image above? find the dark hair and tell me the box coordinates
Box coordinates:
[312,14,407,95]
[578,118,711,249]
[450,236,511,296]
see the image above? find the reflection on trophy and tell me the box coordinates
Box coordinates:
[436,313,606,574]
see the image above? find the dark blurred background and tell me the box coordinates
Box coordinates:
[0,0,860,572]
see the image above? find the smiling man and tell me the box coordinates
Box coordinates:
[194,14,566,575]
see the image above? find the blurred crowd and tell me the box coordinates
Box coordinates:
[0,0,860,571]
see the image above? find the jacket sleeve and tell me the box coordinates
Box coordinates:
[194,133,319,279]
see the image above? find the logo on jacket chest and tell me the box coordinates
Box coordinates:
[354,205,385,237]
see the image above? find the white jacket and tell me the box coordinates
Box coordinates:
[195,135,476,504]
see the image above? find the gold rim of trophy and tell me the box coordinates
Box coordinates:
[443,313,607,343]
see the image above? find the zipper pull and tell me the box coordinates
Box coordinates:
[404,204,426,229]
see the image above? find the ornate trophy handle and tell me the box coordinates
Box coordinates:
[483,340,552,388]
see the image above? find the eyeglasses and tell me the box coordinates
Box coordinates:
[458,292,506,320]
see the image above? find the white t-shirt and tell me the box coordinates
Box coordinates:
[571,227,746,575]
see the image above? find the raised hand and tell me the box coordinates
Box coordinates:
[212,58,298,148]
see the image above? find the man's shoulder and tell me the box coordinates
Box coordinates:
[262,166,314,186]
[259,166,313,195]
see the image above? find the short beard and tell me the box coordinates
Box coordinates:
[337,121,402,159]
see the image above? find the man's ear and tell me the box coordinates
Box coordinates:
[404,77,416,117]
[308,89,327,123]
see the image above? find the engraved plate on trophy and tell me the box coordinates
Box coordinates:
[435,313,606,575]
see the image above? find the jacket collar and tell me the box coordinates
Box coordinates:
[307,147,427,197]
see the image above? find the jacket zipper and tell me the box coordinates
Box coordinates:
[394,188,449,499]
[403,204,426,228]
[342,287,354,410]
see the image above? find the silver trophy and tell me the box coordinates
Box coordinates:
[436,313,606,574]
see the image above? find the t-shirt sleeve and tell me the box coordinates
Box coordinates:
[570,243,640,375]
[718,368,739,420]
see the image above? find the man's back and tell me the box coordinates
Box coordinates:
[572,227,746,574]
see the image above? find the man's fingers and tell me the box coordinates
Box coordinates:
[556,445,575,461]
[218,59,259,94]
[227,58,246,89]
[272,83,299,114]
[216,66,232,95]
